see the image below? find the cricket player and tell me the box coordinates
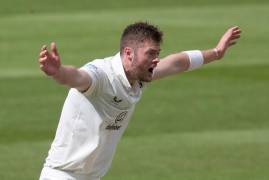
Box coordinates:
[38,22,241,180]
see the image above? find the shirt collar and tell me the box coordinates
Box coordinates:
[111,52,132,88]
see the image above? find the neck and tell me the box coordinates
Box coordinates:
[125,71,136,86]
[121,56,136,87]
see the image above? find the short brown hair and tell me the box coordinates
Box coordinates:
[120,22,163,54]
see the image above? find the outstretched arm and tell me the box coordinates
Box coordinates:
[153,26,241,80]
[38,42,91,92]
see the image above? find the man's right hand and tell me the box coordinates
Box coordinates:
[39,42,61,76]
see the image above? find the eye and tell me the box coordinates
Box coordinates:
[147,51,158,58]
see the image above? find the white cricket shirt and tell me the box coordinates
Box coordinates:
[44,53,143,178]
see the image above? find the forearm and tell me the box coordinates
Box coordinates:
[202,48,221,64]
[154,48,220,80]
[52,65,91,91]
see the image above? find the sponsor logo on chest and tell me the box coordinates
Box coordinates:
[105,111,128,130]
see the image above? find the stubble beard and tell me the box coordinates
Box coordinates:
[132,52,153,83]
[131,58,151,83]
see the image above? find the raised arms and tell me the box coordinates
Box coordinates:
[153,26,241,80]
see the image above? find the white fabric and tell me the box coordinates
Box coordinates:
[43,53,143,178]
[39,166,100,180]
[184,50,204,71]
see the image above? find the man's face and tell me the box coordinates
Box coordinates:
[131,40,161,82]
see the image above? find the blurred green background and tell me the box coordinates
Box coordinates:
[0,0,269,179]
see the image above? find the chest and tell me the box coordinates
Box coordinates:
[101,80,141,111]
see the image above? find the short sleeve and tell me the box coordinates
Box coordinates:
[80,63,106,97]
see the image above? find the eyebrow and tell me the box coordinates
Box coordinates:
[147,48,161,53]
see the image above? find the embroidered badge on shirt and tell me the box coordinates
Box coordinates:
[113,96,122,103]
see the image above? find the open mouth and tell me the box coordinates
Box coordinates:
[148,68,154,73]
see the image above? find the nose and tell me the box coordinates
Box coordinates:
[152,58,160,66]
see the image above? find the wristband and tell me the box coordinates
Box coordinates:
[184,50,204,71]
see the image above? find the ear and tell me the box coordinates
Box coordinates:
[123,47,134,62]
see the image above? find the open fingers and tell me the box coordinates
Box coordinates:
[50,42,59,57]
[225,26,241,42]
[40,45,48,55]
[233,28,241,33]
[39,45,51,64]
[228,41,237,47]
[227,26,241,35]
[231,34,241,40]
[39,50,47,58]
[232,27,241,35]
[39,50,51,60]
[232,29,241,36]
[230,26,240,31]
[231,27,241,41]
[41,45,47,51]
[39,56,48,64]
[40,44,53,60]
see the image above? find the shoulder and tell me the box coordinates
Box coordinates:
[84,55,114,71]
